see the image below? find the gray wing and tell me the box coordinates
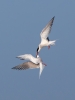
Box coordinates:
[40,16,55,39]
[12,61,39,70]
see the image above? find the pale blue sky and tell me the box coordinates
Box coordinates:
[0,0,75,100]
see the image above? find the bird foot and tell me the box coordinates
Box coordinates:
[48,46,50,49]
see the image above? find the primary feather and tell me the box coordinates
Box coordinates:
[40,16,55,39]
[12,61,39,70]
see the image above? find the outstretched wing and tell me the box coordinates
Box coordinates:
[40,16,55,39]
[16,54,33,60]
[16,54,41,64]
[12,61,39,70]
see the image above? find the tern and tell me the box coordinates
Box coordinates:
[12,54,47,78]
[36,16,56,56]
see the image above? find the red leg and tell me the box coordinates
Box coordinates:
[48,45,50,49]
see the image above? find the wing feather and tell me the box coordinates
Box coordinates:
[12,61,39,70]
[40,16,55,39]
[16,54,41,64]
[16,54,33,60]
[39,63,45,79]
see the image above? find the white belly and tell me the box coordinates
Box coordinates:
[40,39,49,48]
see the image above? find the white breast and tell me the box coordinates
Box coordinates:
[40,39,49,48]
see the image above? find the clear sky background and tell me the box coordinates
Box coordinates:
[0,0,75,100]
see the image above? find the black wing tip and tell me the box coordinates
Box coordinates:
[52,16,55,20]
[11,67,17,69]
[11,66,26,70]
[16,56,24,60]
[12,66,19,70]
[16,56,18,58]
[11,67,22,70]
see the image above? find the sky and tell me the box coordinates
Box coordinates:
[0,0,75,100]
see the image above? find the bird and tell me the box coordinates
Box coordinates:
[36,16,56,56]
[12,54,47,78]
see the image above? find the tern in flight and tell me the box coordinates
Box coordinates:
[12,54,47,78]
[36,16,56,56]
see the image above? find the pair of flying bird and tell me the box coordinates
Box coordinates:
[12,16,56,78]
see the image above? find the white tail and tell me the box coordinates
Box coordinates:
[49,40,56,46]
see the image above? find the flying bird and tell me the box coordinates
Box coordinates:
[36,16,56,56]
[12,54,47,78]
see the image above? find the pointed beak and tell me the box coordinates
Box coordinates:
[42,62,47,66]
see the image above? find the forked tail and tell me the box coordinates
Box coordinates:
[49,40,56,46]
